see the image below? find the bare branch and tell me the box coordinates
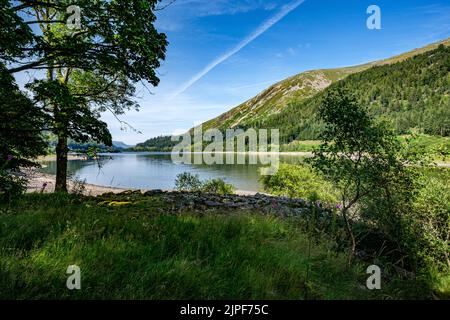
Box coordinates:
[155,0,177,11]
[105,107,142,134]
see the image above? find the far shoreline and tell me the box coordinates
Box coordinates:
[37,152,450,166]
[37,151,315,161]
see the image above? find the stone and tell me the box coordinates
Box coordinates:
[204,201,223,207]
[144,189,164,196]
[119,190,141,195]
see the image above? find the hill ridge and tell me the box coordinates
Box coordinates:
[202,37,450,132]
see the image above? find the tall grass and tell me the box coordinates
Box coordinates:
[0,194,434,299]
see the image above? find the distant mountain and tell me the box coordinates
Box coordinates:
[202,37,450,136]
[44,133,134,152]
[255,42,450,143]
[202,66,365,132]
[112,141,134,149]
[135,38,450,150]
[132,136,177,152]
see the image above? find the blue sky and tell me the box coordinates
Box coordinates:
[37,0,450,144]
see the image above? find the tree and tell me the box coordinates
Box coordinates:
[0,65,47,168]
[28,77,115,190]
[3,0,168,191]
[0,0,33,62]
[0,65,47,201]
[309,88,417,261]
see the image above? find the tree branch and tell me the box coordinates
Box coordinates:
[155,0,177,11]
[7,58,50,74]
[13,1,65,12]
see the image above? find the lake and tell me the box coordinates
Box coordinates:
[39,152,306,192]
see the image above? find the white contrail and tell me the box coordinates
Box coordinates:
[171,0,306,98]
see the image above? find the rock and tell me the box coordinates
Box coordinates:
[144,189,164,196]
[204,201,223,207]
[130,190,317,217]
[119,190,141,195]
[225,203,240,208]
[99,192,116,198]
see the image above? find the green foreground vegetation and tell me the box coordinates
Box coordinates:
[0,193,444,300]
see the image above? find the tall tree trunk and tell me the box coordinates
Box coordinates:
[55,135,68,192]
[342,206,356,265]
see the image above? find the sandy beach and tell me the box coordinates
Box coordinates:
[28,154,132,196]
[24,168,129,197]
[36,154,88,161]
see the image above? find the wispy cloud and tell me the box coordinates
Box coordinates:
[414,4,450,42]
[170,0,306,98]
[156,0,280,31]
[159,0,279,18]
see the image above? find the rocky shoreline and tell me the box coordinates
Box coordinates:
[97,188,331,219]
[24,168,331,218]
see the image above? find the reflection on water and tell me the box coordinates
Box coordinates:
[39,153,305,192]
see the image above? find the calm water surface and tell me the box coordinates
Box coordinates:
[40,153,305,192]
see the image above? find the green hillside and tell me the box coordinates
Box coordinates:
[133,135,178,151]
[203,38,450,137]
[252,43,450,143]
[202,66,364,131]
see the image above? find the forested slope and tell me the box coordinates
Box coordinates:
[248,44,450,143]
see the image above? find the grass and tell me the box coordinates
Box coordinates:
[401,134,450,162]
[278,135,450,159]
[0,193,437,300]
[280,140,321,152]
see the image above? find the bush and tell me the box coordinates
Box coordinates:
[411,169,450,271]
[261,164,337,203]
[202,178,235,195]
[175,173,235,195]
[0,170,27,202]
[355,167,450,276]
[174,172,202,192]
[71,177,87,196]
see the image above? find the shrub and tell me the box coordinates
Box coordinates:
[0,170,27,202]
[71,177,87,196]
[174,172,202,192]
[411,169,450,271]
[202,178,235,195]
[175,173,235,195]
[358,167,450,278]
[261,164,337,203]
